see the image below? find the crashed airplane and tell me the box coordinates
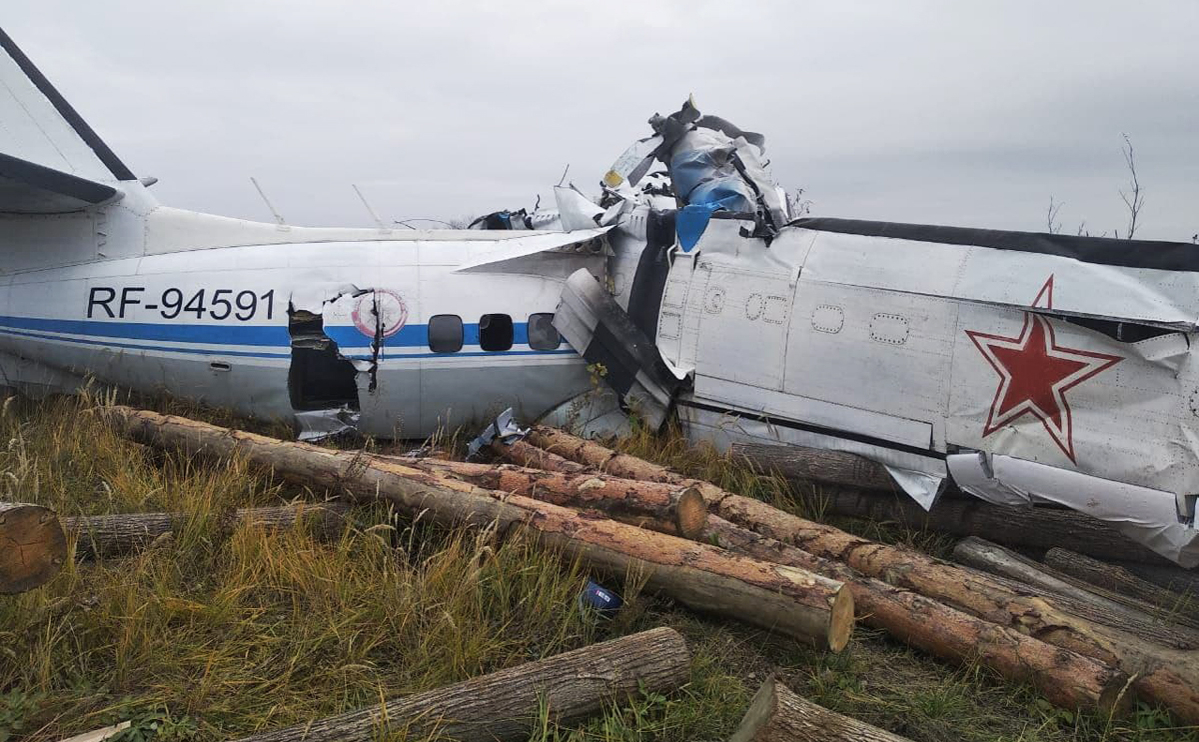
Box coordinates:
[1,28,1197,566]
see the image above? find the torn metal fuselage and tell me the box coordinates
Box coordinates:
[553,100,1199,567]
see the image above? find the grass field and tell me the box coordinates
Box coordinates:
[1,392,1196,741]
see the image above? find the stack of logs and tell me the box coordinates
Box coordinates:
[6,407,1199,737]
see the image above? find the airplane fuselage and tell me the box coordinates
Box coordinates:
[0,203,604,438]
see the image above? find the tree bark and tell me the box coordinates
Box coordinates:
[730,677,913,742]
[951,537,1199,649]
[231,626,690,742]
[407,458,708,539]
[490,439,589,475]
[520,427,1199,723]
[733,443,900,493]
[1045,548,1199,625]
[527,426,679,480]
[0,502,67,594]
[105,407,855,651]
[705,517,1130,715]
[1111,561,1199,597]
[64,502,350,559]
[772,481,1171,567]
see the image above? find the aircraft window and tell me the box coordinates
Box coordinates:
[528,313,561,350]
[428,314,464,353]
[479,313,514,351]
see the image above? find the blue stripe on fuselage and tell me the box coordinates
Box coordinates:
[0,316,540,349]
[0,315,571,359]
[0,314,291,346]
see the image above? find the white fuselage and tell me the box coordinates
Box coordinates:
[0,188,604,438]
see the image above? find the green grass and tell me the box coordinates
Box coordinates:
[1,393,1197,741]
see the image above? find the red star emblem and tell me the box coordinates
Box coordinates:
[965,276,1121,462]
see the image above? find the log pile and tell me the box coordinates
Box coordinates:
[104,407,855,652]
[509,425,1199,723]
[734,444,1176,565]
[59,405,1199,732]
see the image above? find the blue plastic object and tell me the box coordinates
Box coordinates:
[578,580,623,617]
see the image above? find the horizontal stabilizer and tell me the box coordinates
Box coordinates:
[0,153,121,213]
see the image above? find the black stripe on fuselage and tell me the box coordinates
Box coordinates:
[792,217,1199,273]
[0,26,137,181]
[679,398,946,460]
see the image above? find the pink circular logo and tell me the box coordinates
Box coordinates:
[352,289,408,339]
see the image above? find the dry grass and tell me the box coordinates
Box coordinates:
[0,394,1196,741]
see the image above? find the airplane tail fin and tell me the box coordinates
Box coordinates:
[0,26,135,186]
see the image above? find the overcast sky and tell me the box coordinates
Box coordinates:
[6,2,1197,240]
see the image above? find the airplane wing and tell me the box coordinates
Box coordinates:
[0,152,122,213]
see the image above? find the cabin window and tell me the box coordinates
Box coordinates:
[528,313,561,350]
[428,314,463,353]
[479,313,514,351]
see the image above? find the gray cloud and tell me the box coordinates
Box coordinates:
[6,0,1197,240]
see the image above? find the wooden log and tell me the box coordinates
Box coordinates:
[733,443,900,493]
[105,407,855,650]
[64,502,351,559]
[527,426,680,482]
[490,439,588,475]
[728,450,1170,565]
[1045,548,1199,621]
[0,502,67,594]
[521,427,1199,723]
[951,537,1199,648]
[407,458,708,539]
[705,517,1131,715]
[232,626,690,742]
[730,677,913,742]
[1112,560,1199,597]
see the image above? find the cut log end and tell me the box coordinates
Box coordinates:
[828,585,855,653]
[731,677,914,741]
[673,486,708,540]
[729,676,784,742]
[0,502,67,594]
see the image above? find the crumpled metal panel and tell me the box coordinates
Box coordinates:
[677,402,948,507]
[537,388,633,438]
[554,186,607,232]
[555,268,681,428]
[452,227,611,274]
[295,407,359,442]
[949,451,1198,567]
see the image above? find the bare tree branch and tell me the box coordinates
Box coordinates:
[1046,196,1064,234]
[1118,133,1146,239]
